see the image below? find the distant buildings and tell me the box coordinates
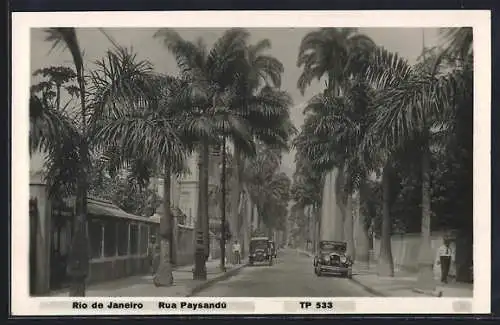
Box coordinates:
[150,149,222,229]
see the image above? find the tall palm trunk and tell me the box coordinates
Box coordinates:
[354,182,370,267]
[153,165,173,286]
[377,162,394,277]
[68,56,89,297]
[229,147,242,261]
[194,140,209,280]
[220,138,227,272]
[334,168,346,242]
[313,203,320,253]
[416,145,435,290]
[344,194,355,260]
[240,189,250,258]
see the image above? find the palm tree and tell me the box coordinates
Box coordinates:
[243,145,291,238]
[295,27,377,259]
[297,27,375,94]
[363,28,473,285]
[92,47,188,286]
[290,153,323,252]
[42,28,91,296]
[38,29,173,294]
[154,28,253,279]
[227,38,293,261]
[297,77,380,260]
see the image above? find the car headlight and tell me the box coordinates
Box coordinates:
[340,256,347,263]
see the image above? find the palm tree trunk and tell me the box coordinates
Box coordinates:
[416,145,435,290]
[377,162,394,277]
[229,147,242,261]
[354,182,370,268]
[67,62,89,297]
[313,203,320,253]
[334,168,346,242]
[344,194,355,260]
[241,189,250,259]
[153,165,173,286]
[194,140,209,280]
[220,138,227,272]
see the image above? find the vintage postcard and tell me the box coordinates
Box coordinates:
[11,10,490,315]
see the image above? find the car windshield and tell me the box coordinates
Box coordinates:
[250,240,268,250]
[320,242,346,252]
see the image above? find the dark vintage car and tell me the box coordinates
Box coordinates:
[313,241,353,278]
[249,237,273,266]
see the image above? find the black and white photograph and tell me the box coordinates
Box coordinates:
[12,11,490,315]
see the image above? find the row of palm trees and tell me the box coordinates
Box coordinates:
[291,27,473,290]
[30,28,294,296]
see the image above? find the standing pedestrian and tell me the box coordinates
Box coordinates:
[232,240,241,265]
[436,238,454,283]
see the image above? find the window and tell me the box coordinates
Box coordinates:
[88,220,103,259]
[117,221,129,256]
[103,220,117,257]
[130,224,139,255]
[140,225,149,255]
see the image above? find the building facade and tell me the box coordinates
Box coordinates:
[150,149,222,228]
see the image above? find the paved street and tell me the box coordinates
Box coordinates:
[194,249,375,297]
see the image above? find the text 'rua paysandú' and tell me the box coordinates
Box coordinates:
[158,302,227,310]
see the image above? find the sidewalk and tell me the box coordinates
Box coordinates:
[294,248,472,297]
[51,259,246,297]
[351,264,473,297]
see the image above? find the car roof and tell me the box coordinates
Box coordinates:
[250,237,269,241]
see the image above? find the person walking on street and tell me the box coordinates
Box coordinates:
[232,240,241,265]
[436,238,454,284]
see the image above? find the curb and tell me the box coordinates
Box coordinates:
[349,276,388,297]
[412,288,443,297]
[185,263,247,297]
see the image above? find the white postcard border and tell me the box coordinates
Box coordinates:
[11,10,491,315]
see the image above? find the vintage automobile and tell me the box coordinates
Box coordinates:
[249,237,274,266]
[269,240,278,258]
[313,240,353,278]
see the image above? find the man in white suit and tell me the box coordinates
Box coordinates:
[436,238,455,284]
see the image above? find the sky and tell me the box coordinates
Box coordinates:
[30,27,442,176]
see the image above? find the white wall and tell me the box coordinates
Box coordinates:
[372,231,457,277]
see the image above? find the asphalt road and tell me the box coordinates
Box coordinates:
[194,249,375,297]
